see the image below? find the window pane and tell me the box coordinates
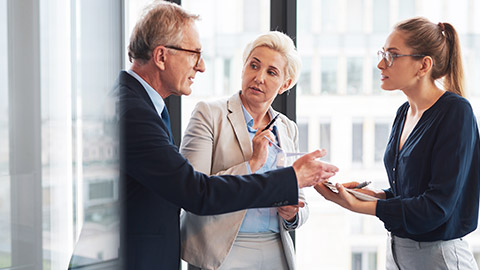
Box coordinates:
[0,0,10,266]
[374,123,389,162]
[321,0,338,32]
[321,57,338,94]
[352,122,363,163]
[347,0,363,32]
[298,120,309,153]
[180,0,270,132]
[351,253,362,270]
[373,0,389,33]
[298,57,312,95]
[320,123,331,162]
[347,57,363,95]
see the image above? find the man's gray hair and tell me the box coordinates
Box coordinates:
[128,0,199,63]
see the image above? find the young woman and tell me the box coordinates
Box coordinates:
[315,17,480,269]
[180,31,308,270]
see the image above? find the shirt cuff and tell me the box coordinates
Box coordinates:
[283,214,299,230]
[245,161,252,174]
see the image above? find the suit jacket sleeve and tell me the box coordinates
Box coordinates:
[119,83,299,215]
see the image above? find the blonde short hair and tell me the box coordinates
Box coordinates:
[242,31,302,90]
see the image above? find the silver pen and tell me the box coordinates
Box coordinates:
[354,181,371,189]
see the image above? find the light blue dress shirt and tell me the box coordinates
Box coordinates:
[239,105,282,233]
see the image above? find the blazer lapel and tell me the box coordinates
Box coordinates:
[226,92,253,161]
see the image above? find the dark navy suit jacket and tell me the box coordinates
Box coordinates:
[115,71,299,269]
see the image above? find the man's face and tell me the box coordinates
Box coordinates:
[163,22,205,97]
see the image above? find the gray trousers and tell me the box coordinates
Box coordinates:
[386,233,478,270]
[188,232,288,270]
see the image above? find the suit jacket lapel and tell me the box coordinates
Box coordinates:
[226,92,253,161]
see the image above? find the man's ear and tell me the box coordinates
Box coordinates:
[152,46,167,70]
[417,56,433,78]
[278,78,292,95]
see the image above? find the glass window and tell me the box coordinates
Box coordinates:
[298,57,312,95]
[347,57,363,95]
[372,56,382,94]
[181,0,270,133]
[373,0,389,33]
[399,0,416,20]
[352,122,363,163]
[321,0,338,32]
[347,0,363,32]
[320,123,331,162]
[321,56,338,94]
[351,251,377,270]
[298,120,309,153]
[0,0,10,267]
[374,123,390,162]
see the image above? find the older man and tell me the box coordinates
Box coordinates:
[116,1,338,269]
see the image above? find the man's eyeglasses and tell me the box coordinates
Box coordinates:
[165,45,202,67]
[377,50,426,67]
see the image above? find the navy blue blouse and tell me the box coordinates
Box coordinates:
[376,91,480,241]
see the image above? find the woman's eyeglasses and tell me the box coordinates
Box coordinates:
[377,50,426,67]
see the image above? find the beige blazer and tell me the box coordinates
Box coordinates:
[180,91,309,270]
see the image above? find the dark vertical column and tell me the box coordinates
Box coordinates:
[271,0,298,246]
[271,0,297,122]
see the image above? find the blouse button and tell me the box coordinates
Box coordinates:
[393,167,396,172]
[393,180,396,184]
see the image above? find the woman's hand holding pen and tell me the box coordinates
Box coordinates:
[249,129,276,172]
[341,181,387,199]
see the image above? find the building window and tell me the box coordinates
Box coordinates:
[298,121,309,153]
[321,0,338,32]
[320,123,331,161]
[298,57,312,95]
[321,56,337,94]
[89,181,114,201]
[372,0,389,33]
[352,122,363,164]
[347,57,363,95]
[374,123,390,162]
[352,250,377,270]
[347,0,363,33]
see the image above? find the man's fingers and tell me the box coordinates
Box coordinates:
[303,149,327,159]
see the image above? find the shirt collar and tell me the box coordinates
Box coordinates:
[240,104,277,133]
[127,69,165,116]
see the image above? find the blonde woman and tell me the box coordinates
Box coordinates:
[180,31,307,270]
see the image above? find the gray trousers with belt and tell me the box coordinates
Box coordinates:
[386,233,478,270]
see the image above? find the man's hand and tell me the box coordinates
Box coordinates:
[277,201,305,222]
[292,149,338,188]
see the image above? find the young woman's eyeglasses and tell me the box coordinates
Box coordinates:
[377,50,426,67]
[165,45,202,67]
